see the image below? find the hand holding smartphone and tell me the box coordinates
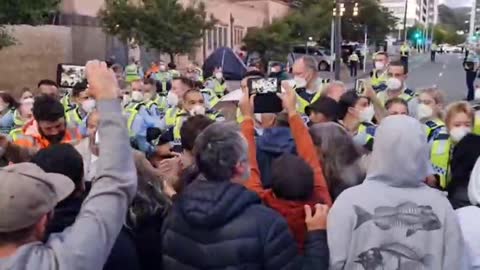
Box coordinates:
[247,77,283,113]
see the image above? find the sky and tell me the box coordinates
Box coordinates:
[440,0,473,7]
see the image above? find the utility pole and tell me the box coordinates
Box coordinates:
[334,0,342,80]
[403,0,408,41]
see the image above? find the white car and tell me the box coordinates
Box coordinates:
[443,45,462,53]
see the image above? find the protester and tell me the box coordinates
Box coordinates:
[328,115,466,269]
[146,61,160,78]
[8,98,35,141]
[20,88,33,101]
[309,122,365,200]
[292,56,330,114]
[417,88,446,142]
[305,96,340,125]
[338,91,376,151]
[269,62,289,81]
[38,79,60,100]
[385,97,409,116]
[168,62,180,78]
[0,60,138,270]
[0,92,19,135]
[161,120,330,269]
[431,101,474,190]
[456,154,480,269]
[448,134,480,209]
[323,81,346,102]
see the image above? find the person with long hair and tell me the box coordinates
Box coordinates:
[0,91,20,135]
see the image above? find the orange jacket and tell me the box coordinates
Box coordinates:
[241,114,332,251]
[146,65,160,78]
[13,120,82,149]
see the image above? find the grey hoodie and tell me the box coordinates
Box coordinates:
[327,115,466,270]
[0,100,137,270]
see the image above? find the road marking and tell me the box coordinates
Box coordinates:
[438,72,443,77]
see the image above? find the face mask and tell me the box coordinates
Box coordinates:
[386,77,402,91]
[215,72,223,80]
[450,127,471,142]
[167,91,179,107]
[159,65,166,71]
[189,105,206,116]
[95,131,100,145]
[131,91,143,102]
[143,92,154,102]
[417,103,433,120]
[41,131,66,144]
[359,105,375,122]
[81,99,96,113]
[374,61,385,70]
[294,76,307,88]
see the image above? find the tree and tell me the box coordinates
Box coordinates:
[0,0,60,25]
[0,26,15,50]
[100,0,216,63]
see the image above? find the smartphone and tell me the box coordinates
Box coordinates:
[247,77,283,113]
[355,79,365,95]
[57,64,86,88]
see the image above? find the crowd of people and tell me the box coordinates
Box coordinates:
[0,49,479,269]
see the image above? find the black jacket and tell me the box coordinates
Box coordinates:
[161,179,328,270]
[47,196,141,270]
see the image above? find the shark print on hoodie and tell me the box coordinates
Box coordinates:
[327,115,467,270]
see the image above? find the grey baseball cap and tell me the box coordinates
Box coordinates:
[0,163,74,232]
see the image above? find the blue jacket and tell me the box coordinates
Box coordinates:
[161,179,328,270]
[256,127,296,188]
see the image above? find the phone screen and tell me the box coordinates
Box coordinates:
[247,77,283,114]
[248,78,279,95]
[57,64,86,88]
[355,79,365,95]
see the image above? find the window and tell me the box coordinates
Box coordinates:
[224,27,228,47]
[208,30,212,50]
[218,27,223,47]
[213,27,218,49]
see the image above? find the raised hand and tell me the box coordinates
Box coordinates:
[85,60,119,100]
[305,204,329,231]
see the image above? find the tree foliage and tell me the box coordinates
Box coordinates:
[0,26,16,50]
[243,0,397,61]
[100,0,216,62]
[0,0,60,25]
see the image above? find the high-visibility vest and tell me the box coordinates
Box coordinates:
[357,122,377,150]
[208,78,227,97]
[155,72,171,94]
[431,132,451,189]
[400,45,410,57]
[60,93,74,112]
[169,70,180,79]
[424,119,445,142]
[349,54,359,62]
[172,110,222,145]
[370,69,388,92]
[201,88,220,109]
[144,94,167,114]
[295,79,330,114]
[377,88,416,105]
[124,102,145,137]
[13,126,82,149]
[195,67,204,82]
[474,115,480,135]
[65,107,84,127]
[12,109,25,127]
[125,64,141,83]
[8,127,23,141]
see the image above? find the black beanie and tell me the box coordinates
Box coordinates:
[271,153,314,201]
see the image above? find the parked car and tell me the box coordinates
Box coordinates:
[288,45,333,71]
[443,44,462,53]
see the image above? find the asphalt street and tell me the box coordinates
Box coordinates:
[406,52,467,103]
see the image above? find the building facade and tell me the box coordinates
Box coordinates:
[59,0,290,66]
[380,0,439,30]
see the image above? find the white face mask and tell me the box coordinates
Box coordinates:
[189,105,206,116]
[143,92,154,102]
[167,91,179,107]
[131,91,143,102]
[417,103,433,120]
[359,105,375,122]
[294,76,307,88]
[122,94,131,106]
[81,99,96,113]
[159,65,166,72]
[450,127,471,142]
[215,72,223,80]
[374,61,385,70]
[386,77,402,91]
[94,130,100,145]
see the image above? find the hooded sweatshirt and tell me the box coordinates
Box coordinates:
[327,115,466,270]
[456,156,480,269]
[256,126,296,188]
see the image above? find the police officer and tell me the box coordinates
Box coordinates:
[348,51,360,77]
[141,78,167,118]
[338,90,376,151]
[417,88,446,142]
[464,46,479,101]
[168,62,181,79]
[125,58,143,83]
[369,52,389,92]
[65,81,96,134]
[159,89,223,152]
[292,56,330,114]
[400,42,410,73]
[431,43,438,63]
[205,67,227,98]
[153,61,172,94]
[376,60,418,117]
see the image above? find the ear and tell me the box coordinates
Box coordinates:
[33,213,50,241]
